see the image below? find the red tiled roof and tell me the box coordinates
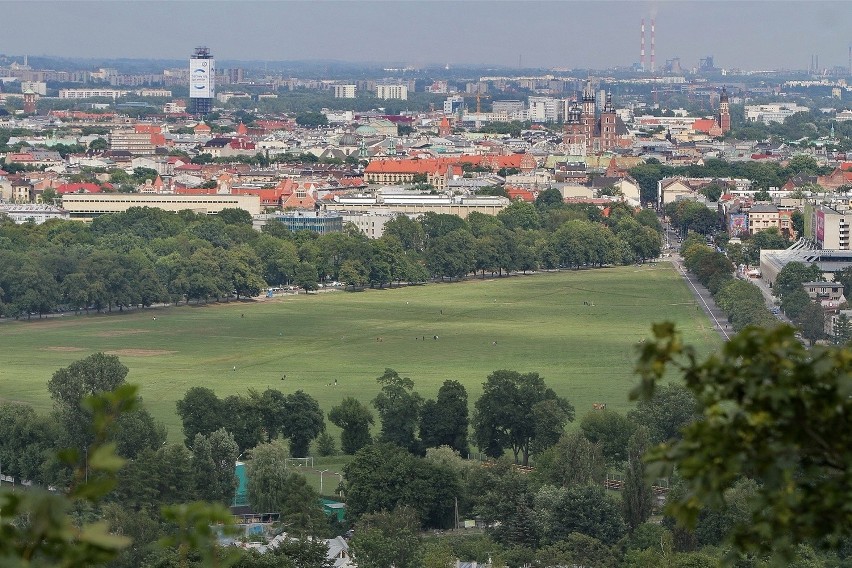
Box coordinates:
[57,182,105,194]
[692,119,717,133]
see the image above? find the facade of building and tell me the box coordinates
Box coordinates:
[61,194,261,220]
[58,88,126,99]
[528,97,560,123]
[109,129,156,155]
[333,84,357,99]
[271,211,343,234]
[376,85,408,100]
[0,204,69,224]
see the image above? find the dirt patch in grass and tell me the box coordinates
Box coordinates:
[44,346,87,352]
[105,349,177,357]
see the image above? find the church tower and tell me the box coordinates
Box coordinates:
[562,102,586,156]
[718,87,731,134]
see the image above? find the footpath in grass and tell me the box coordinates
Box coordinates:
[0,265,719,440]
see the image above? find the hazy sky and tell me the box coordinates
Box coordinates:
[3,1,851,71]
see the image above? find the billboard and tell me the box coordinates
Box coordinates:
[189,59,215,99]
[729,213,748,237]
[816,209,825,244]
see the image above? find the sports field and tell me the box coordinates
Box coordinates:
[0,264,720,441]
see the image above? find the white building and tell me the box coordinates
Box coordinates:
[20,81,46,96]
[333,84,357,98]
[376,84,408,100]
[0,204,69,224]
[59,88,127,100]
[528,97,559,122]
[444,95,465,114]
[745,103,810,124]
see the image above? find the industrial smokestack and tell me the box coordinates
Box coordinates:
[650,19,656,73]
[641,19,646,72]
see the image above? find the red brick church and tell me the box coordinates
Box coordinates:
[562,81,628,155]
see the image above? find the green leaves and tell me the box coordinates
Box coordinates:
[635,323,852,562]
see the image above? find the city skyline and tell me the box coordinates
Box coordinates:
[2,1,852,72]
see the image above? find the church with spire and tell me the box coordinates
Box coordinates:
[562,80,628,156]
[708,87,731,137]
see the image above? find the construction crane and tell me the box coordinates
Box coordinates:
[465,92,491,114]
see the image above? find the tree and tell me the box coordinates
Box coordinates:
[372,368,423,453]
[782,286,812,320]
[833,266,852,299]
[328,397,374,454]
[221,394,264,452]
[426,229,475,280]
[622,426,654,531]
[535,430,606,488]
[350,507,422,568]
[48,352,130,449]
[834,312,852,344]
[627,383,698,445]
[176,386,224,446]
[191,428,239,504]
[472,370,574,466]
[282,391,325,457]
[533,484,626,545]
[419,380,469,455]
[295,112,329,129]
[579,409,635,467]
[247,441,326,535]
[294,261,319,292]
[343,443,460,528]
[634,323,852,561]
[775,261,821,299]
[497,201,541,230]
[795,300,826,343]
[0,385,140,567]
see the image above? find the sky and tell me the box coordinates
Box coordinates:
[2,1,852,72]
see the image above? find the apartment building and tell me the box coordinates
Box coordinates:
[376,85,408,100]
[333,84,357,99]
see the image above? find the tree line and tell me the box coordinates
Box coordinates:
[629,155,830,205]
[0,195,661,319]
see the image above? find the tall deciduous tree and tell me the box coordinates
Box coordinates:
[627,383,698,445]
[579,409,636,467]
[191,428,239,505]
[622,426,653,531]
[535,430,606,488]
[176,386,224,447]
[282,391,325,457]
[48,352,129,449]
[472,370,574,466]
[247,441,327,536]
[372,369,422,453]
[419,380,469,455]
[329,397,374,455]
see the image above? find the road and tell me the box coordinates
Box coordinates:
[668,252,732,341]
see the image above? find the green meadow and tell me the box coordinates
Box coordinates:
[0,265,720,441]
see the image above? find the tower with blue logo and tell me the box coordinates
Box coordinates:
[189,46,215,116]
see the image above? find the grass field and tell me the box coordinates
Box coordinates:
[0,264,720,442]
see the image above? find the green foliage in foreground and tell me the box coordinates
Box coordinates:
[635,323,852,563]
